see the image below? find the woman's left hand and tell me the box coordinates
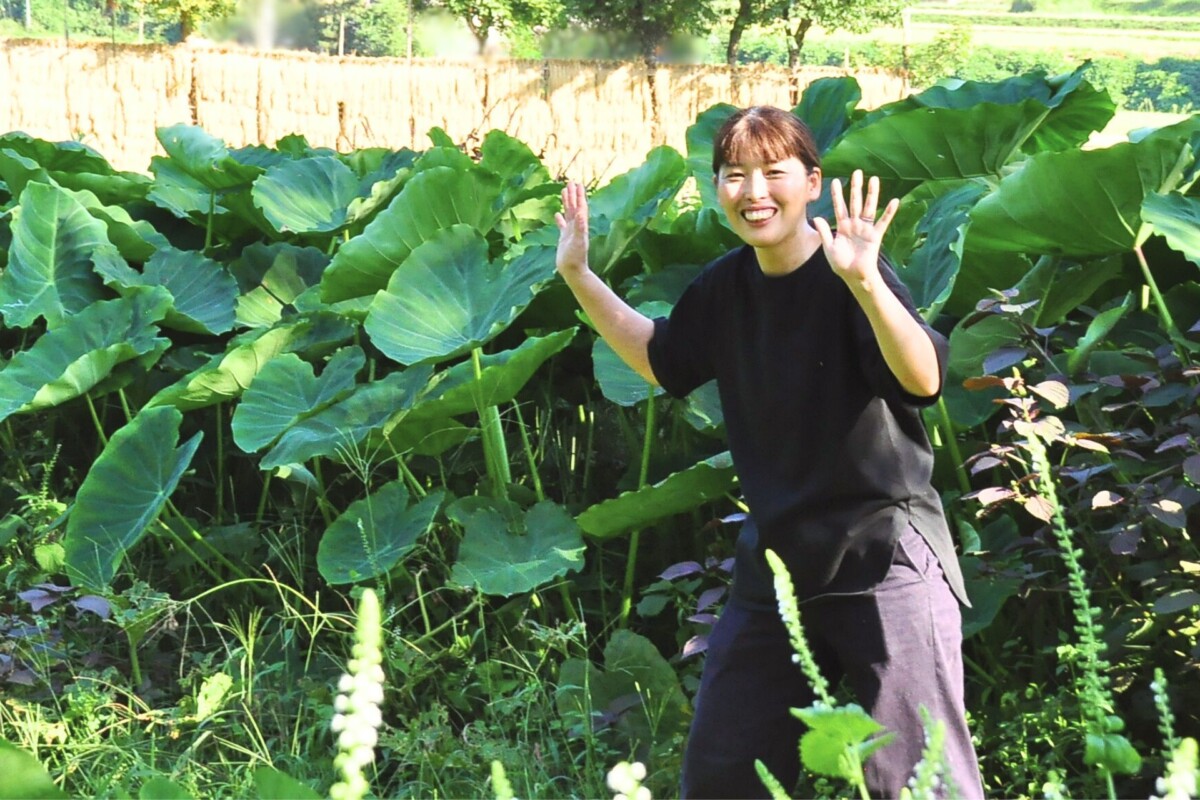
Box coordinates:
[812,169,900,286]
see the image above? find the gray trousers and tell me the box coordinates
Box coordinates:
[681,526,985,799]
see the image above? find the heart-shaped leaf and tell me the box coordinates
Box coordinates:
[448,498,586,596]
[318,482,444,584]
[0,289,171,423]
[64,406,203,590]
[230,242,329,329]
[252,156,361,234]
[0,181,114,329]
[1142,192,1200,267]
[364,225,557,365]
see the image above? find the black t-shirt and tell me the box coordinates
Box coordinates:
[647,244,970,608]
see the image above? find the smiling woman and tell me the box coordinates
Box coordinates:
[555,104,985,799]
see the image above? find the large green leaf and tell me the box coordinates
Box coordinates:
[0,131,113,175]
[320,165,503,302]
[68,189,170,263]
[0,289,171,423]
[388,330,576,426]
[252,156,361,234]
[155,125,263,191]
[794,77,862,154]
[556,630,691,755]
[97,246,238,335]
[0,181,114,328]
[479,129,558,210]
[685,103,739,217]
[898,182,988,319]
[448,498,586,597]
[64,406,202,590]
[364,225,556,365]
[967,136,1195,258]
[825,101,1056,182]
[793,704,891,781]
[260,366,434,469]
[1143,192,1200,267]
[577,451,736,539]
[0,740,67,800]
[232,346,364,452]
[588,146,688,275]
[230,242,329,328]
[318,483,444,584]
[147,314,355,410]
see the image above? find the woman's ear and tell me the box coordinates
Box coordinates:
[807,167,822,200]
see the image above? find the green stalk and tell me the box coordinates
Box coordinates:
[1134,245,1192,367]
[255,471,272,524]
[618,390,656,628]
[312,460,336,526]
[472,348,511,498]
[126,628,144,688]
[84,393,110,448]
[215,402,225,524]
[512,400,546,503]
[937,396,971,495]
[204,190,215,253]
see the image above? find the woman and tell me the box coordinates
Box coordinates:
[555,105,984,799]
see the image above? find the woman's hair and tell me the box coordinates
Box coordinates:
[711,106,821,175]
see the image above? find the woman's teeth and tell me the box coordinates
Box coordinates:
[743,208,775,222]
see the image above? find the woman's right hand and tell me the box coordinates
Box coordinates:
[554,181,589,279]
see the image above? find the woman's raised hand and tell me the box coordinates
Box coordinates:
[555,181,589,279]
[813,169,900,286]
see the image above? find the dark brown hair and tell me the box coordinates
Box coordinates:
[711,106,821,175]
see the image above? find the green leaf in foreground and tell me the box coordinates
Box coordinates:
[64,406,203,590]
[252,155,361,234]
[576,451,736,539]
[0,741,66,800]
[793,703,893,782]
[448,498,585,596]
[0,289,171,424]
[252,767,321,800]
[317,482,444,584]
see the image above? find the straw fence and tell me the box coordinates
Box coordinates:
[0,38,907,182]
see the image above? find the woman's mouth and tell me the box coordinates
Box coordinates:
[742,208,777,223]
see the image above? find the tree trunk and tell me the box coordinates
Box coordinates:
[726,0,753,66]
[181,12,194,40]
[787,16,813,70]
[23,0,32,29]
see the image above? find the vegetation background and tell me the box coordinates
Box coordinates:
[0,1,1198,799]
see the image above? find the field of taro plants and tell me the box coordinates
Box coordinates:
[0,64,1198,799]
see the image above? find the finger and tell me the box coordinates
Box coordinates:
[829,178,847,226]
[555,212,566,232]
[849,170,863,221]
[812,216,834,251]
[875,197,900,232]
[862,175,880,223]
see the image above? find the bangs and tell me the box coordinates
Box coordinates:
[712,106,820,174]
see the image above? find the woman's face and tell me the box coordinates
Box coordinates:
[714,154,822,269]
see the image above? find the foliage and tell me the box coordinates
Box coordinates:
[563,0,719,59]
[0,68,1197,799]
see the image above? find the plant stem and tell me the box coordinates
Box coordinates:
[619,391,656,628]
[126,627,144,688]
[512,400,546,503]
[215,402,225,524]
[255,471,272,524]
[472,348,511,498]
[1134,245,1192,367]
[205,190,215,253]
[84,393,110,447]
[937,396,971,494]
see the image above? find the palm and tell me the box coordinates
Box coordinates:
[555,182,589,275]
[813,170,899,283]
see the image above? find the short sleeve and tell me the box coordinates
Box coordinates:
[852,257,949,407]
[646,269,718,399]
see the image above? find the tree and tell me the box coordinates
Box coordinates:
[565,0,717,61]
[442,0,562,53]
[725,0,900,67]
[144,0,235,38]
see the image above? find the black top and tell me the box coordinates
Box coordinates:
[647,244,969,609]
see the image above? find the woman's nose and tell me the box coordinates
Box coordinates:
[745,170,768,199]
